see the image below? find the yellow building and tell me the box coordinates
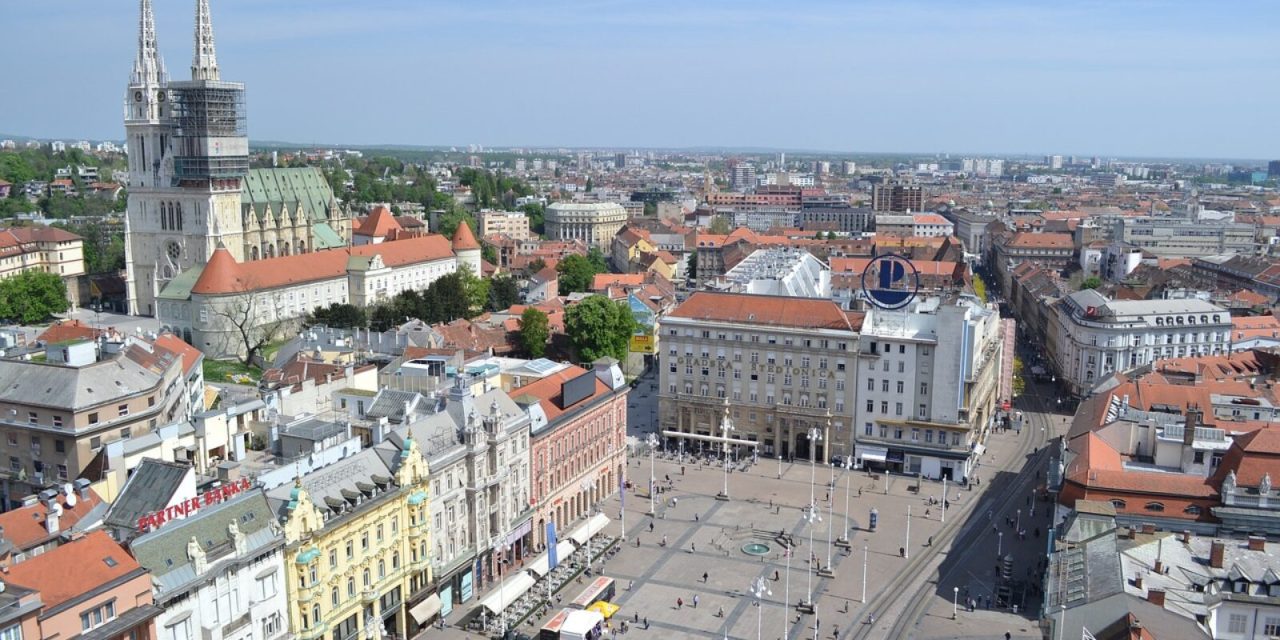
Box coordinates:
[271,437,432,640]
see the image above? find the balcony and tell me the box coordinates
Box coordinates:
[222,611,252,637]
[295,622,330,640]
[361,588,378,604]
[296,582,322,603]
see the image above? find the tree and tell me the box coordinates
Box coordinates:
[557,254,597,295]
[1012,355,1027,397]
[481,243,498,265]
[585,177,594,193]
[565,295,638,363]
[457,266,489,318]
[708,216,732,235]
[209,288,286,366]
[587,247,609,273]
[0,271,69,324]
[972,273,989,303]
[304,302,367,329]
[520,203,545,236]
[518,307,550,358]
[438,210,477,240]
[1080,276,1103,291]
[525,258,547,276]
[687,252,698,282]
[488,273,519,311]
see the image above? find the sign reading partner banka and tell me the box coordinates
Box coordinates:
[137,477,253,532]
[861,254,920,310]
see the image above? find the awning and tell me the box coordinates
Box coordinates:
[859,446,888,463]
[409,594,442,625]
[568,513,611,547]
[527,539,578,576]
[477,572,536,615]
[971,444,987,458]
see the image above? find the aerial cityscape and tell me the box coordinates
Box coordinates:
[0,2,1278,640]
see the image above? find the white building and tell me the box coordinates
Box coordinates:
[130,490,289,640]
[658,291,860,459]
[853,295,1003,482]
[1052,290,1232,396]
[544,202,627,249]
[158,234,473,359]
[709,247,831,299]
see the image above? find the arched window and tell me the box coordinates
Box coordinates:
[1156,317,1163,326]
[1144,502,1165,512]
[251,246,259,260]
[298,240,306,254]
[1184,505,1202,516]
[362,568,370,587]
[1110,499,1127,510]
[347,577,355,597]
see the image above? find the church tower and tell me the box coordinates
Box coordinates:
[125,0,248,317]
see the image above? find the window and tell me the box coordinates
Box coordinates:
[864,423,873,436]
[79,601,116,632]
[1263,617,1280,636]
[868,378,875,391]
[1110,499,1127,510]
[895,402,903,416]
[881,401,888,413]
[347,577,356,597]
[165,617,191,640]
[346,541,354,560]
[866,400,874,413]
[1184,505,1201,516]
[331,587,339,607]
[329,549,338,568]
[55,439,65,453]
[881,380,889,392]
[897,381,904,393]
[4,434,13,447]
[257,571,279,599]
[361,533,369,552]
[1144,502,1165,512]
[263,613,282,638]
[120,427,131,440]
[117,403,129,417]
[924,430,933,443]
[27,412,36,425]
[920,383,928,395]
[88,413,99,425]
[1227,614,1248,634]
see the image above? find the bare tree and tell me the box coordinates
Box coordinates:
[207,280,287,366]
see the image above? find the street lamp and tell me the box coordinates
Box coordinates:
[580,478,595,572]
[749,574,771,640]
[952,586,959,619]
[646,433,658,516]
[941,475,947,524]
[825,462,835,573]
[997,531,1003,557]
[803,501,821,608]
[778,454,783,479]
[904,505,911,559]
[719,400,734,500]
[861,545,869,603]
[839,458,853,545]
[1016,508,1021,534]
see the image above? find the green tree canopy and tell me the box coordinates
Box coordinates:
[1080,276,1102,291]
[0,271,69,324]
[304,302,368,329]
[488,274,519,311]
[565,295,638,363]
[708,215,732,235]
[518,307,550,358]
[557,254,598,295]
[587,247,609,273]
[971,273,989,303]
[520,203,546,236]
[438,210,477,240]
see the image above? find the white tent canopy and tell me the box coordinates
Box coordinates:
[477,572,536,615]
[408,594,442,625]
[525,540,577,577]
[568,513,611,547]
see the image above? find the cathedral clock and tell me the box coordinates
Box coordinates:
[134,90,143,102]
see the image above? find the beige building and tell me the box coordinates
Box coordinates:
[545,202,627,249]
[478,210,532,241]
[0,227,85,302]
[0,338,189,507]
[658,292,861,460]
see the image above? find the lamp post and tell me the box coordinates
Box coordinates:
[646,433,658,516]
[839,458,852,545]
[861,545,868,603]
[784,540,793,620]
[905,505,911,559]
[1016,508,1021,534]
[719,399,734,500]
[580,478,595,572]
[749,575,771,640]
[825,464,834,573]
[941,475,947,524]
[997,531,1003,557]
[778,454,783,479]
[803,501,821,608]
[952,586,959,620]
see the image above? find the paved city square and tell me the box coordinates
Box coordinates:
[437,378,1068,640]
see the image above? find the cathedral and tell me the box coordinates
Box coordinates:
[123,0,350,317]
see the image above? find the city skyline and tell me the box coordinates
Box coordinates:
[2,0,1278,158]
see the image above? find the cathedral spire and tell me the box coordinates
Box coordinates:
[132,0,166,87]
[192,0,220,81]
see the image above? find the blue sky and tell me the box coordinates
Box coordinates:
[3,1,1278,159]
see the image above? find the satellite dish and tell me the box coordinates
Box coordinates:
[65,493,77,508]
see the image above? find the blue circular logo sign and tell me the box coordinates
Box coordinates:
[860,254,920,310]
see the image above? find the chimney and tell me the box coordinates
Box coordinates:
[1146,588,1166,607]
[1183,404,1199,446]
[1248,535,1266,552]
[1142,523,1156,535]
[1210,540,1226,568]
[1182,530,1192,543]
[1134,574,1144,590]
[1153,560,1163,575]
[44,502,61,535]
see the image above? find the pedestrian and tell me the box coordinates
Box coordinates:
[717,605,724,618]
[695,513,699,522]
[643,618,649,630]
[634,613,639,624]
[774,569,780,581]
[703,571,708,583]
[677,597,683,609]
[692,542,696,552]
[693,595,699,608]
[649,522,654,532]
[899,546,905,557]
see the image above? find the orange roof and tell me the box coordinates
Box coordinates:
[668,291,857,331]
[353,205,403,238]
[829,257,961,277]
[37,319,102,344]
[591,273,645,291]
[1066,434,1216,497]
[4,530,141,609]
[1232,314,1280,339]
[153,332,203,376]
[452,221,480,251]
[0,490,103,553]
[511,365,611,423]
[1006,232,1073,249]
[192,235,455,295]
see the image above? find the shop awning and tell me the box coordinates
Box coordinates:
[527,540,578,577]
[568,513,611,547]
[409,594,442,625]
[477,572,536,615]
[859,446,888,463]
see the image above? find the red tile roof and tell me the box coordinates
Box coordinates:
[4,530,141,609]
[590,273,645,291]
[451,221,480,251]
[153,332,203,377]
[0,490,103,554]
[1006,232,1073,250]
[353,205,403,238]
[668,291,858,331]
[37,319,103,345]
[511,365,612,423]
[192,235,455,295]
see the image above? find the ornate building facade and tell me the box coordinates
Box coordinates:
[123,0,349,317]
